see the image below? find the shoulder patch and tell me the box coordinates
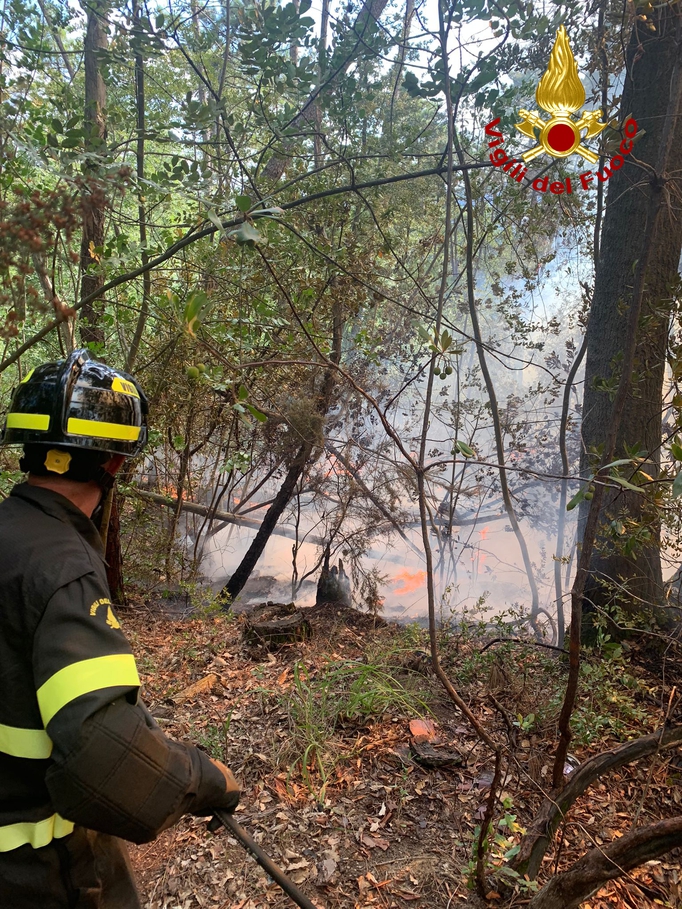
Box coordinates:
[89,597,121,629]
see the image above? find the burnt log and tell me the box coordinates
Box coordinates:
[316,557,351,607]
[242,601,311,648]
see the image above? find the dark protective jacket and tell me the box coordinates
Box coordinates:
[0,483,234,899]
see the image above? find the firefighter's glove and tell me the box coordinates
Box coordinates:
[209,758,241,813]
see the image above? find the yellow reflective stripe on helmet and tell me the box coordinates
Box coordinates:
[19,367,35,384]
[0,723,52,759]
[37,654,140,727]
[111,377,140,398]
[6,413,50,431]
[66,417,140,442]
[0,814,74,852]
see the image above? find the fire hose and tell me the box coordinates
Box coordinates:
[209,810,320,909]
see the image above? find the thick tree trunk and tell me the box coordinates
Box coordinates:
[79,0,108,348]
[78,0,125,596]
[580,5,682,620]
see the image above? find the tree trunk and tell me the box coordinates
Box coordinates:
[104,491,125,604]
[316,549,351,606]
[387,0,415,143]
[79,0,108,348]
[580,4,682,622]
[221,302,344,604]
[125,1,151,373]
[78,0,126,597]
[222,443,315,601]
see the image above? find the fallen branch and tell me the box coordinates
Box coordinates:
[478,637,568,655]
[512,723,682,879]
[527,815,682,909]
[124,488,327,545]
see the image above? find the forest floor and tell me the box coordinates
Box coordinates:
[123,596,682,909]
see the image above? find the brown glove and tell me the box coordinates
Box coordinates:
[210,758,241,813]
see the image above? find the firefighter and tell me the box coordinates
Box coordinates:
[0,349,240,908]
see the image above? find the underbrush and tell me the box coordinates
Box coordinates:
[266,620,659,800]
[436,621,657,748]
[271,656,432,796]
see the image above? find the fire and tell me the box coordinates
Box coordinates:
[536,25,585,116]
[392,569,426,596]
[160,484,187,501]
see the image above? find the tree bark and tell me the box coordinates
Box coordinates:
[125,2,151,373]
[527,816,682,909]
[79,0,108,348]
[77,0,126,596]
[104,491,125,604]
[387,0,415,143]
[580,4,682,620]
[554,7,682,789]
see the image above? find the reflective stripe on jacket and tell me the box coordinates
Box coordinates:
[0,484,140,851]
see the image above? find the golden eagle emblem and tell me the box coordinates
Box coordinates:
[516,26,606,164]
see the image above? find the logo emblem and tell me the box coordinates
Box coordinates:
[515,26,606,164]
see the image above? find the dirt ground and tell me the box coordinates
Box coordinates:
[122,600,682,909]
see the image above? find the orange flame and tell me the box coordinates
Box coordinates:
[392,569,426,595]
[536,25,585,115]
[160,484,187,501]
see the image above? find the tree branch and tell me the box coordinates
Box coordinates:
[527,815,682,909]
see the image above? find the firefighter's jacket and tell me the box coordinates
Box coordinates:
[0,483,232,855]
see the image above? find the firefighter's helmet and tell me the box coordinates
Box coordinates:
[0,349,148,457]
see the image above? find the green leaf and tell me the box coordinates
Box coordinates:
[235,194,252,212]
[252,205,284,218]
[183,290,209,336]
[403,71,429,98]
[671,443,682,461]
[455,440,475,458]
[608,474,643,493]
[602,458,640,470]
[246,403,268,422]
[238,384,248,400]
[566,487,586,511]
[672,470,682,498]
[230,222,262,245]
[206,208,225,235]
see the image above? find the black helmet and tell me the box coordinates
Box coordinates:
[0,349,148,457]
